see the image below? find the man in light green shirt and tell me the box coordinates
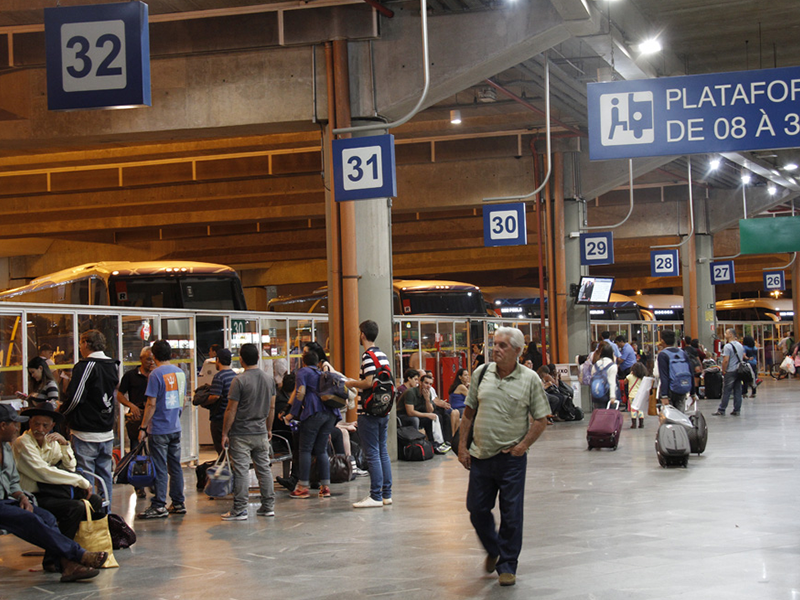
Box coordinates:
[458,327,549,587]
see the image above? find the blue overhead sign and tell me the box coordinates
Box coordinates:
[763,271,786,291]
[332,134,397,201]
[650,249,679,278]
[483,203,527,248]
[45,1,151,111]
[588,65,800,160]
[580,232,614,266]
[710,260,735,285]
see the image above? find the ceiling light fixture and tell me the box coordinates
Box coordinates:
[741,173,752,185]
[783,162,798,171]
[709,157,721,170]
[450,109,462,125]
[638,38,662,55]
[768,185,777,195]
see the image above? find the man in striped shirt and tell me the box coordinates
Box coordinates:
[458,327,550,587]
[345,320,393,509]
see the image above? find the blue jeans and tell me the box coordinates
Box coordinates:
[149,432,185,508]
[71,437,113,505]
[297,411,337,487]
[466,452,527,575]
[0,499,84,568]
[357,414,392,501]
[718,371,743,413]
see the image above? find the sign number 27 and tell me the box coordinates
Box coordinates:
[713,264,730,280]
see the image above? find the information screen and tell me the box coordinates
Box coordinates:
[576,276,615,304]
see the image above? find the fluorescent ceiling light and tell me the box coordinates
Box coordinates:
[783,162,798,171]
[450,109,462,125]
[638,38,662,55]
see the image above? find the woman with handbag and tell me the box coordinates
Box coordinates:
[12,404,105,546]
[283,350,340,499]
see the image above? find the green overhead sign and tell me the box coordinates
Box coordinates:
[739,216,800,255]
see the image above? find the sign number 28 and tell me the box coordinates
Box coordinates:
[654,255,673,272]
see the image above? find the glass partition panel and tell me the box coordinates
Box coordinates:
[454,321,469,370]
[393,320,403,378]
[160,316,197,462]
[27,312,75,398]
[230,318,260,371]
[121,316,156,370]
[78,314,120,361]
[312,320,331,361]
[398,319,419,376]
[419,321,438,391]
[261,318,288,385]
[288,318,314,373]
[0,313,24,401]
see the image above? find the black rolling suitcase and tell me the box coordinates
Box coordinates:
[687,412,708,454]
[703,369,723,400]
[655,423,690,468]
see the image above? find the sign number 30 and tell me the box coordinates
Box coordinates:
[61,20,127,92]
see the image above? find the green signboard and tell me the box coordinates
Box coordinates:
[231,319,247,336]
[739,216,800,255]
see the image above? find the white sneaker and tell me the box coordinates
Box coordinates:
[353,467,369,477]
[382,498,392,505]
[221,510,248,521]
[353,496,384,508]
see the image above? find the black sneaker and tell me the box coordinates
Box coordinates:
[168,502,186,514]
[712,411,725,416]
[731,411,740,416]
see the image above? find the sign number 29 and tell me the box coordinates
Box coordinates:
[584,239,608,259]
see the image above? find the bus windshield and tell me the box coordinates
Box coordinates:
[111,277,245,310]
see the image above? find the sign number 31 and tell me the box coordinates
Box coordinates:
[61,20,127,92]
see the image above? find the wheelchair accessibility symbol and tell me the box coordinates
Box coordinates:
[599,91,654,146]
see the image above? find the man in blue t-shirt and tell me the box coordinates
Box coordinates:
[137,340,187,519]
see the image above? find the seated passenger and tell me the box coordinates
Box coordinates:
[25,357,61,407]
[447,368,469,415]
[398,373,449,453]
[394,369,420,407]
[0,404,107,582]
[12,403,104,542]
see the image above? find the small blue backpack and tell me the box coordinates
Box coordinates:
[666,349,693,395]
[590,363,612,401]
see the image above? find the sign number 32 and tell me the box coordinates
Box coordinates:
[61,20,127,92]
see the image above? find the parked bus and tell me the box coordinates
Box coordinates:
[268,279,486,317]
[715,298,793,322]
[482,287,648,321]
[634,294,683,321]
[0,261,247,311]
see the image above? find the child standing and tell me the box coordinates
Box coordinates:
[626,362,649,428]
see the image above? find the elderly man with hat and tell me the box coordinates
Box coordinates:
[12,402,105,542]
[0,403,107,582]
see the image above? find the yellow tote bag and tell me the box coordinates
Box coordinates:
[73,500,119,568]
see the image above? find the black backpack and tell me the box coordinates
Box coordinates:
[363,350,395,417]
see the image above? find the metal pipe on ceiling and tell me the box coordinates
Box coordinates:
[652,156,696,249]
[577,158,635,232]
[333,0,429,135]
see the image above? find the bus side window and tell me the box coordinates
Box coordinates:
[92,277,108,306]
[71,280,89,305]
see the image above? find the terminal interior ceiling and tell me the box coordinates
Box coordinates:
[1,0,800,305]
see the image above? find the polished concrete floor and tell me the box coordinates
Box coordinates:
[2,377,800,600]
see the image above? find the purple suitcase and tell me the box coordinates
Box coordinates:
[587,401,623,450]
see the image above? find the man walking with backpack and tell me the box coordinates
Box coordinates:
[713,328,745,416]
[657,329,692,413]
[345,320,394,509]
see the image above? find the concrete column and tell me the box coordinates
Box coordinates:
[564,198,592,412]
[681,235,698,339]
[694,234,716,351]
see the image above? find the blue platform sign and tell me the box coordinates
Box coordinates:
[45,2,151,111]
[580,232,614,266]
[588,65,800,160]
[710,260,736,285]
[332,134,397,201]
[483,203,527,248]
[763,270,786,291]
[650,249,679,278]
